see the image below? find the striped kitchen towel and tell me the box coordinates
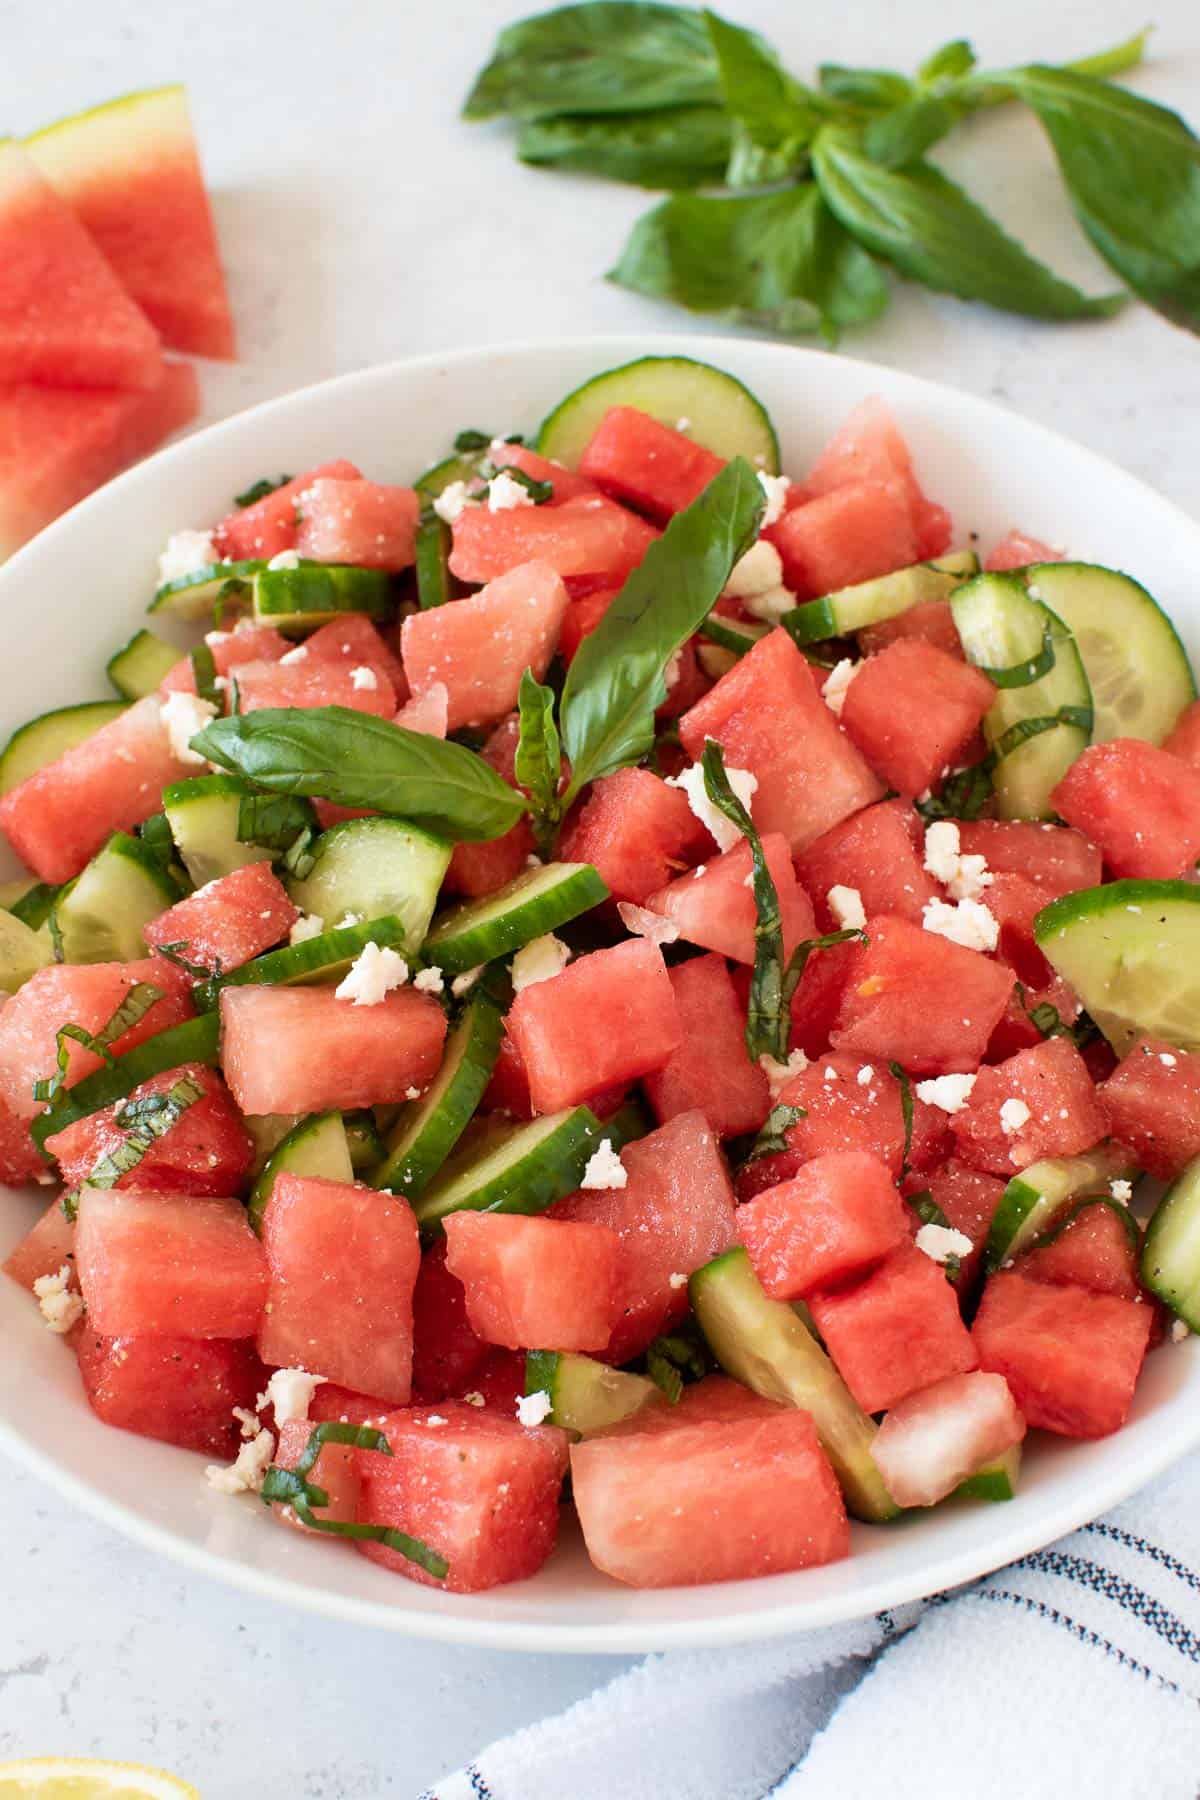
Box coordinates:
[425,1449,1200,1800]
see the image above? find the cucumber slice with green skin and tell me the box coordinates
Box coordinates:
[1,880,58,929]
[414,449,486,502]
[251,564,393,635]
[1142,1155,1200,1330]
[195,915,411,1010]
[698,613,771,659]
[52,833,179,964]
[413,1105,610,1237]
[953,1444,1022,1503]
[163,774,276,887]
[984,1143,1136,1271]
[1023,562,1196,746]
[1034,879,1200,1056]
[422,862,609,977]
[537,355,779,472]
[0,907,53,991]
[343,1109,386,1174]
[373,990,503,1197]
[107,629,183,700]
[287,817,452,954]
[244,1111,302,1176]
[0,700,128,796]
[32,1012,221,1151]
[951,571,1093,820]
[524,1349,658,1436]
[248,1110,354,1234]
[689,1246,899,1522]
[148,561,262,621]
[782,551,980,647]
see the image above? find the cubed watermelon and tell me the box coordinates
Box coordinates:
[950,1036,1105,1177]
[857,599,963,660]
[555,1109,736,1364]
[449,493,656,586]
[220,984,446,1117]
[76,1187,267,1338]
[76,1328,266,1456]
[159,622,291,697]
[796,798,938,927]
[979,872,1054,988]
[299,614,408,696]
[985,531,1062,572]
[1021,1200,1142,1302]
[45,1063,252,1197]
[401,560,568,732]
[410,1240,489,1403]
[505,938,680,1113]
[356,1401,568,1591]
[1163,699,1200,769]
[559,767,707,904]
[491,442,601,501]
[578,407,725,522]
[309,1382,391,1430]
[443,1211,621,1352]
[801,397,951,560]
[920,1159,1006,1295]
[808,1241,978,1413]
[0,1092,49,1184]
[444,714,537,900]
[870,1370,1026,1509]
[0,696,197,883]
[736,1149,909,1300]
[646,832,814,964]
[769,481,919,597]
[480,1028,534,1121]
[786,938,859,1059]
[679,629,884,852]
[144,861,298,973]
[2,1196,76,1290]
[841,640,996,797]
[973,1269,1152,1438]
[830,916,1015,1076]
[557,586,621,665]
[984,973,1082,1063]
[774,1051,909,1176]
[955,820,1102,896]
[294,478,419,572]
[271,1416,361,1534]
[469,1347,527,1413]
[214,461,363,562]
[234,656,397,718]
[643,954,769,1138]
[1052,739,1200,879]
[1097,1039,1200,1180]
[395,687,448,737]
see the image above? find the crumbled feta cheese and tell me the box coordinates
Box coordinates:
[31,1265,83,1334]
[723,539,785,601]
[424,1414,448,1427]
[335,941,409,1005]
[824,1065,839,1083]
[206,1424,276,1495]
[290,913,325,946]
[675,416,692,432]
[516,1390,553,1427]
[158,528,216,586]
[413,966,445,995]
[335,912,363,930]
[999,1097,1032,1135]
[827,885,867,930]
[463,1390,486,1406]
[279,644,309,666]
[822,659,860,720]
[915,1073,977,1114]
[267,548,301,571]
[922,896,999,953]
[580,1138,627,1191]
[915,1223,973,1264]
[405,1086,422,1101]
[451,966,485,998]
[666,759,758,852]
[510,933,570,993]
[923,820,994,900]
[433,480,477,525]
[263,1368,326,1427]
[616,902,679,946]
[1172,1319,1191,1343]
[1161,1052,1178,1067]
[742,585,797,625]
[349,664,378,691]
[857,1065,875,1087]
[759,1048,809,1096]
[668,1271,688,1290]
[232,1406,260,1440]
[1110,1179,1134,1204]
[693,865,707,880]
[757,470,790,527]
[487,470,535,513]
[160,691,217,767]
[664,650,683,691]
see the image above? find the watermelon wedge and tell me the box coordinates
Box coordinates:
[27,86,236,360]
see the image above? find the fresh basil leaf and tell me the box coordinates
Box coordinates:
[517,105,731,189]
[260,1422,450,1578]
[645,1345,684,1404]
[907,1187,949,1228]
[87,1073,205,1189]
[817,65,912,110]
[138,812,178,872]
[645,1323,712,1402]
[919,40,976,85]
[813,129,1124,319]
[453,429,492,452]
[190,643,220,709]
[236,791,319,853]
[560,461,763,800]
[724,125,810,189]
[702,8,817,147]
[745,1102,806,1162]
[989,65,1200,332]
[194,707,528,843]
[234,474,292,509]
[864,94,960,169]
[610,185,889,339]
[515,668,563,853]
[888,1060,914,1176]
[463,2,721,121]
[700,739,789,1062]
[491,465,553,505]
[975,621,1058,688]
[154,940,217,981]
[1062,28,1152,85]
[915,760,993,822]
[783,929,868,1005]
[282,823,318,881]
[32,982,163,1107]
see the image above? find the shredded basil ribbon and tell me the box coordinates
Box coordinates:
[85,1073,206,1189]
[260,1422,450,1579]
[32,982,164,1107]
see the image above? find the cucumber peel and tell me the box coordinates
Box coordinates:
[373,989,503,1198]
[1142,1154,1200,1331]
[248,1110,354,1234]
[524,1350,658,1435]
[1035,879,1200,1055]
[783,550,978,647]
[537,355,779,471]
[985,1143,1136,1271]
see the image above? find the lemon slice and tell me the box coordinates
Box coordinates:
[0,1759,199,1799]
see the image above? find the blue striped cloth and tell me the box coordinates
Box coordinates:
[426,1451,1200,1800]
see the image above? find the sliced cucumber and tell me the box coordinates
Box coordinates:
[163,774,275,887]
[1,880,58,929]
[287,817,452,953]
[422,862,608,977]
[537,355,779,472]
[414,449,486,502]
[51,833,178,965]
[525,1350,658,1436]
[1035,879,1200,1055]
[951,571,1092,820]
[0,907,53,991]
[251,563,392,635]
[0,700,128,796]
[690,1246,898,1522]
[953,1444,1022,1502]
[984,1143,1136,1271]
[1023,562,1196,746]
[783,551,979,647]
[107,629,182,700]
[414,514,458,610]
[32,1012,221,1150]
[1142,1155,1200,1330]
[413,1105,608,1236]
[243,1110,302,1177]
[373,989,503,1197]
[148,560,262,621]
[196,915,411,1009]
[248,1110,354,1234]
[343,1109,386,1174]
[698,613,770,660]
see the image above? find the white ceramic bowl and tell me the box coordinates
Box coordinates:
[2,335,1199,1654]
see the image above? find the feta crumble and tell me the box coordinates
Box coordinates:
[451,966,485,998]
[349,665,378,691]
[1110,1179,1134,1204]
[743,584,798,626]
[915,1223,973,1264]
[413,965,445,995]
[1161,1052,1178,1068]
[432,480,478,525]
[580,1138,627,1191]
[616,902,679,946]
[335,941,409,1005]
[206,1423,276,1495]
[922,896,999,953]
[759,1048,808,1096]
[923,820,994,901]
[511,933,571,993]
[668,1272,688,1292]
[821,659,860,720]
[463,1390,486,1406]
[827,885,867,930]
[915,1073,977,1115]
[31,1265,83,1335]
[723,539,785,601]
[757,470,790,527]
[262,1367,326,1427]
[516,1390,553,1427]
[161,691,218,767]
[158,528,217,586]
[999,1097,1032,1135]
[289,912,325,945]
[857,1065,875,1087]
[1172,1319,1191,1343]
[487,470,535,513]
[666,759,758,852]
[279,644,309,665]
[664,650,683,691]
[267,548,301,571]
[675,416,692,432]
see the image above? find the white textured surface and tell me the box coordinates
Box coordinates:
[1,0,1199,1792]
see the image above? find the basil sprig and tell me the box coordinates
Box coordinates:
[260,1422,449,1579]
[85,1074,205,1189]
[32,982,164,1107]
[514,669,563,853]
[699,739,790,1061]
[744,1102,806,1163]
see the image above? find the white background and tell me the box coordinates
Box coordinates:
[2,1,1200,1792]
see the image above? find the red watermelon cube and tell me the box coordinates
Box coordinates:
[45,1063,252,1197]
[801,396,951,560]
[1163,699,1200,770]
[76,1187,267,1338]
[857,599,963,660]
[234,656,396,718]
[299,614,408,694]
[559,766,708,904]
[1096,1039,1200,1181]
[679,629,884,852]
[258,1175,420,1403]
[774,1051,909,1176]
[950,1036,1105,1177]
[736,1149,909,1300]
[444,714,537,900]
[410,1240,489,1403]
[491,441,601,502]
[214,461,363,562]
[76,1329,266,1457]
[1052,739,1200,879]
[643,954,769,1138]
[985,530,1062,571]
[144,861,298,973]
[646,832,814,964]
[295,478,418,572]
[505,938,680,1114]
[808,1241,978,1414]
[920,1160,1006,1295]
[271,1417,362,1534]
[449,492,656,586]
[1021,1200,1142,1302]
[973,1269,1152,1438]
[401,560,568,732]
[159,622,291,698]
[558,586,621,665]
[0,1093,49,1185]
[578,406,725,522]
[870,1370,1026,1509]
[955,819,1102,896]
[443,1211,621,1352]
[769,480,918,597]
[356,1401,569,1591]
[3,1196,76,1291]
[480,1028,534,1122]
[796,798,938,928]
[786,937,859,1060]
[841,640,996,797]
[830,915,1014,1076]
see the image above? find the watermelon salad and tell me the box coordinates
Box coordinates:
[4,351,1200,1597]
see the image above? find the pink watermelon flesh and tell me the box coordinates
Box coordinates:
[921,1159,1006,1296]
[985,531,1062,572]
[858,598,963,660]
[219,984,447,1116]
[954,819,1102,896]
[559,766,708,905]
[258,1174,420,1404]
[75,1187,267,1338]
[76,1328,266,1456]
[769,479,919,597]
[736,1149,909,1300]
[646,831,814,964]
[1097,1039,1200,1181]
[271,1419,361,1533]
[1163,699,1200,769]
[1020,1200,1143,1303]
[443,1211,621,1352]
[45,1063,252,1197]
[214,461,362,562]
[159,622,290,696]
[449,492,657,585]
[951,1036,1105,1177]
[144,860,297,972]
[28,87,236,360]
[578,406,726,521]
[299,614,407,695]
[809,1242,979,1414]
[0,140,162,390]
[233,656,397,717]
[395,686,448,736]
[796,798,938,929]
[0,1092,49,1184]
[410,1239,490,1403]
[800,396,951,561]
[491,441,601,502]
[870,1370,1026,1509]
[775,1051,908,1177]
[643,954,770,1139]
[444,714,536,899]
[295,478,419,573]
[841,640,996,797]
[1052,738,1200,879]
[3,1196,76,1291]
[830,915,1015,1076]
[401,560,569,732]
